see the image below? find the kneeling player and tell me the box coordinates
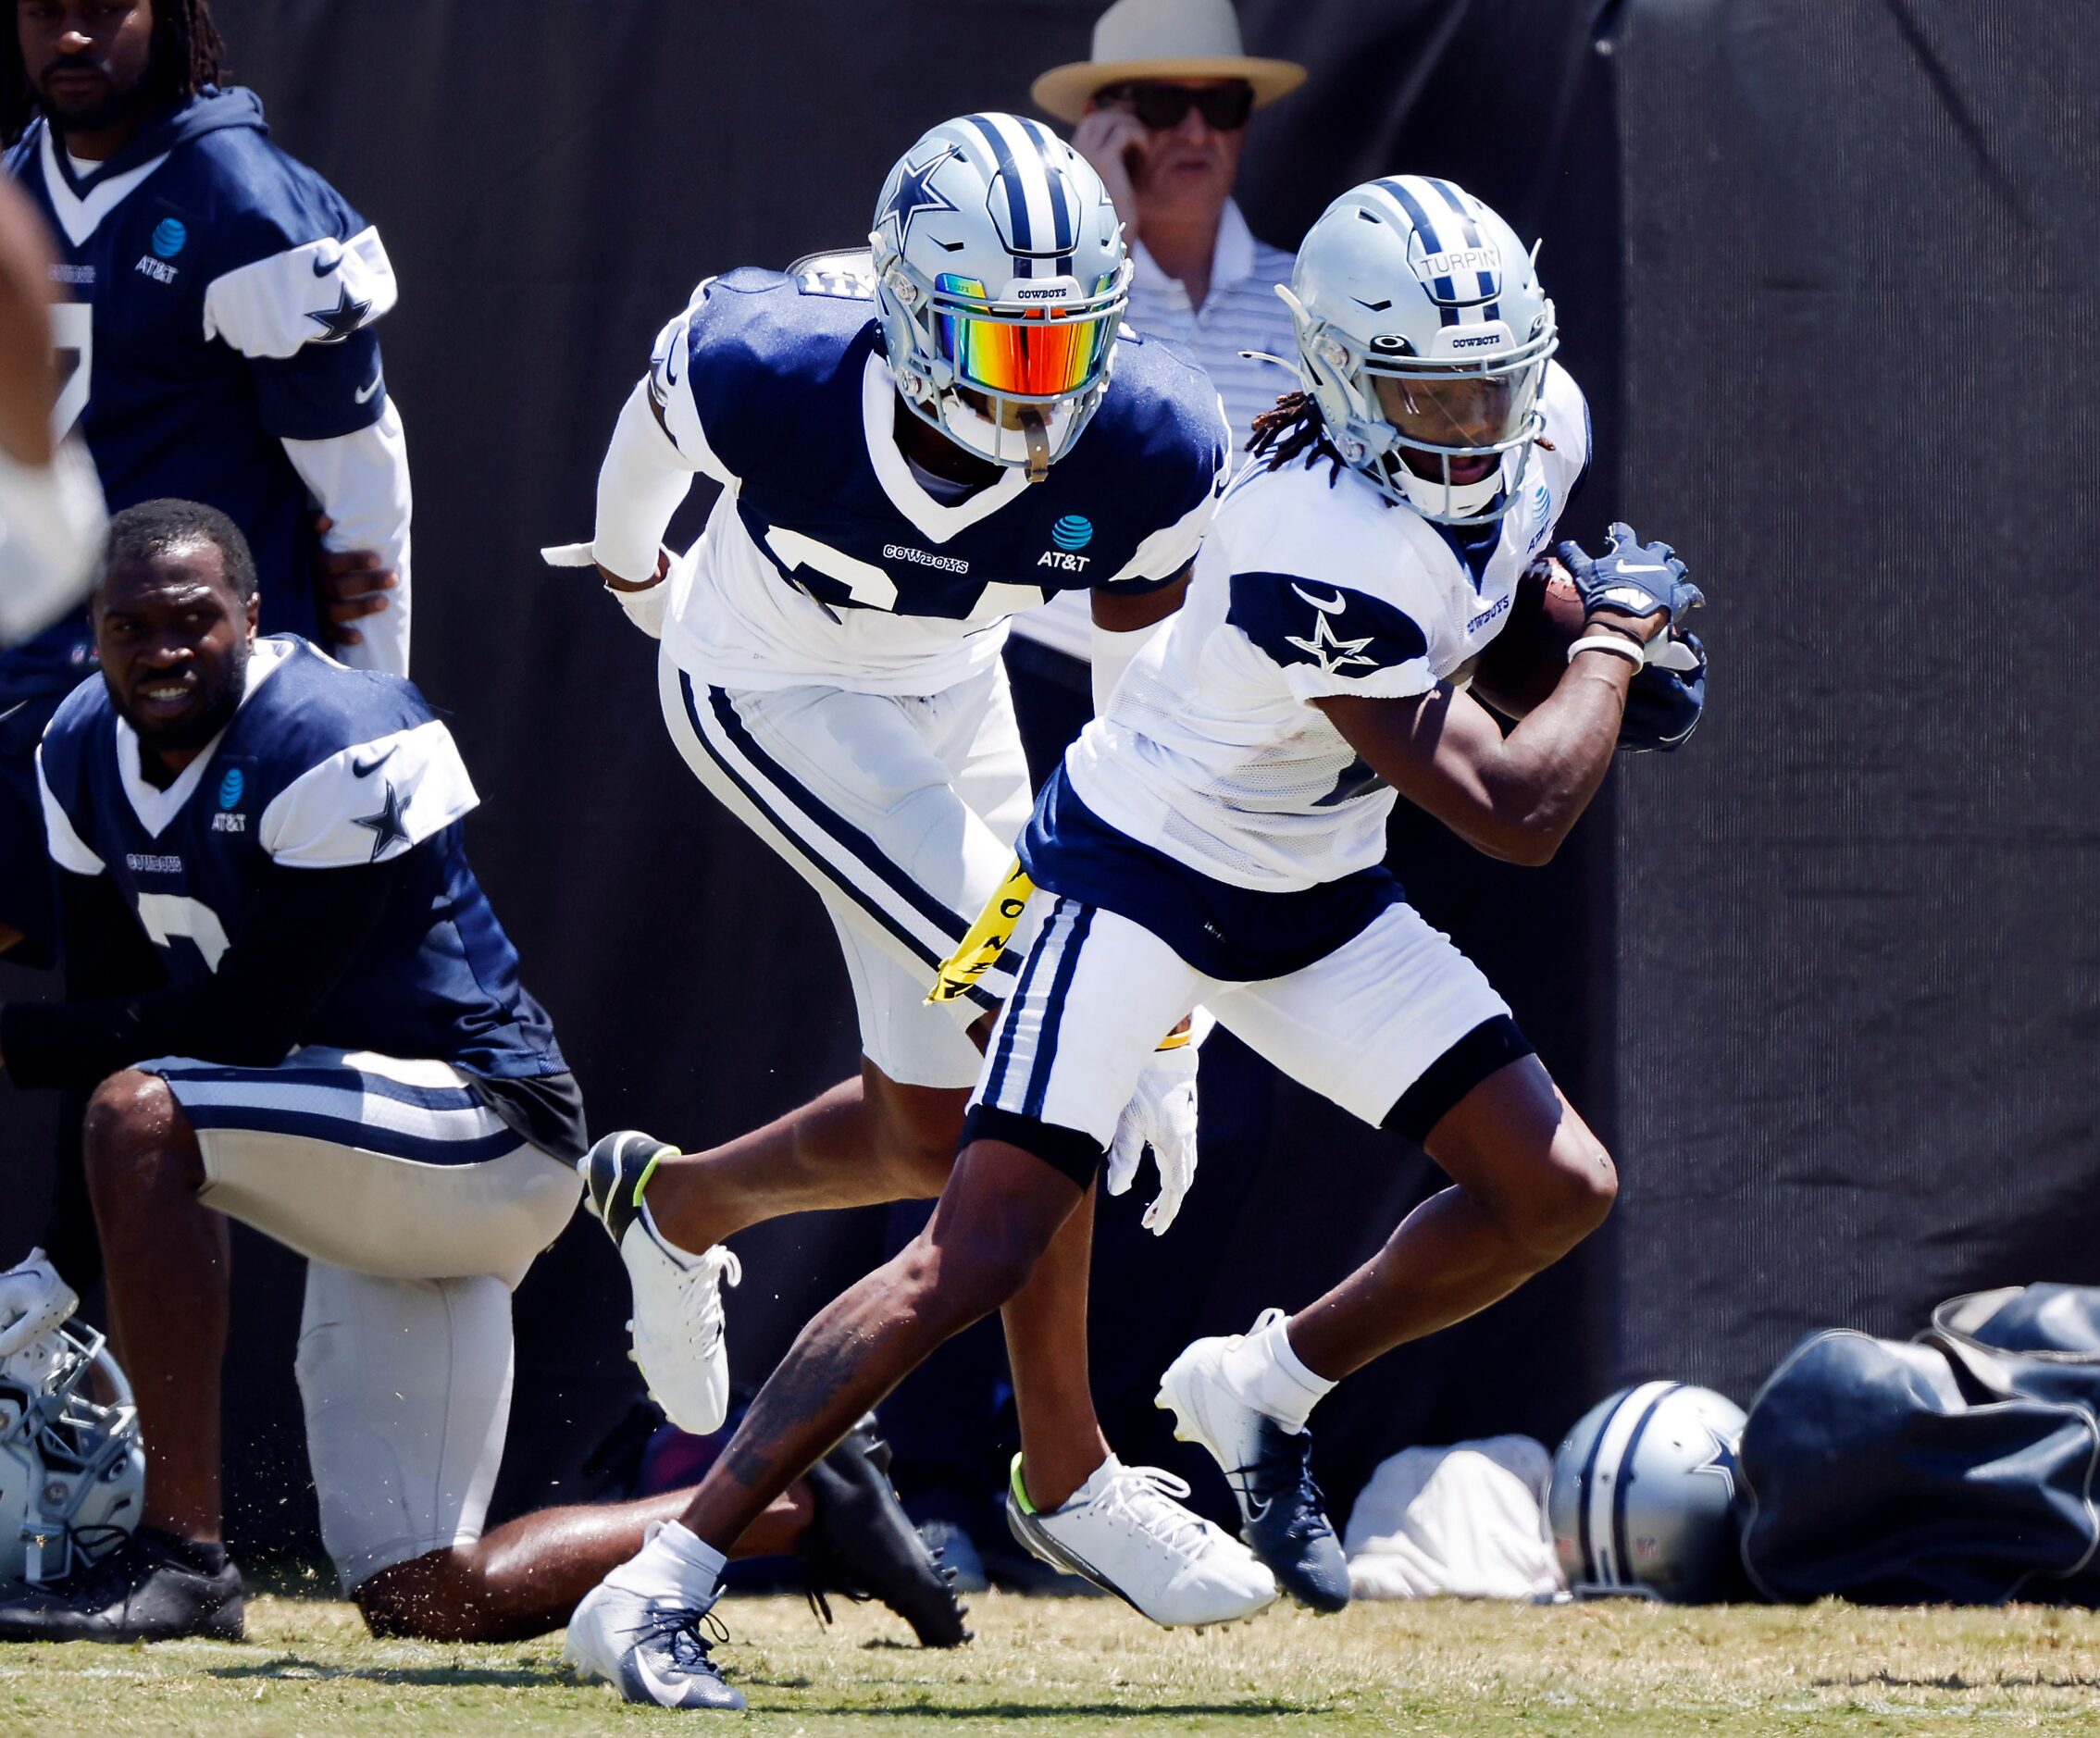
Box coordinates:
[0,502,957,1645]
[558,175,1706,1705]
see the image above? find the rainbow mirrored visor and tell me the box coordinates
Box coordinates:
[931,268,1128,402]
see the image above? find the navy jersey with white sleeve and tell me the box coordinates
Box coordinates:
[32,638,565,1091]
[596,266,1229,696]
[2,87,411,705]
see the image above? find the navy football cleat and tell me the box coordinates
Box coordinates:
[1157,1316,1351,1614]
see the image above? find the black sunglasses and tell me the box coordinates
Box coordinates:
[1098,81,1256,133]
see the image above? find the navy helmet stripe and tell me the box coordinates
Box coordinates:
[1572,1387,1624,1583]
[1610,1384,1684,1588]
[1376,177,1447,255]
[962,112,1032,254]
[1016,114,1077,255]
[1426,178,1484,249]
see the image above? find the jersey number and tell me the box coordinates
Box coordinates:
[135,893,231,973]
[49,302,92,441]
[763,525,900,612]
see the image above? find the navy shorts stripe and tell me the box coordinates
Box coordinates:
[149,1062,482,1114]
[681,674,1000,1012]
[178,1101,521,1167]
[986,897,1063,1109]
[1022,902,1092,1120]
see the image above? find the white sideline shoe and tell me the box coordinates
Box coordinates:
[579,1129,741,1434]
[564,1574,743,1709]
[1003,1453,1278,1628]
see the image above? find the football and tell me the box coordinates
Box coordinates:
[1468,556,1584,719]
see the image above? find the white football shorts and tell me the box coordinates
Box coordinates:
[144,1046,580,1590]
[966,898,1523,1184]
[659,645,1033,1089]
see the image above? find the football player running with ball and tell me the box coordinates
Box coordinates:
[561,174,1705,1707]
[554,114,1274,1703]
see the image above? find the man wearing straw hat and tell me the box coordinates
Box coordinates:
[1011,0,1304,669]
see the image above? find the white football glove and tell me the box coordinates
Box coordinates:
[1106,1010,1214,1236]
[0,1248,78,1359]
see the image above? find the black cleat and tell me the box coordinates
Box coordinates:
[798,1413,970,1647]
[578,1128,677,1247]
[0,1529,244,1642]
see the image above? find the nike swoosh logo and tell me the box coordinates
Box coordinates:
[312,247,342,278]
[662,346,682,390]
[1290,583,1348,614]
[354,368,383,405]
[351,746,396,777]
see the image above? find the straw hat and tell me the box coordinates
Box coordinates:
[1031,0,1307,125]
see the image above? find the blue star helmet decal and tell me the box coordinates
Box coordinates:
[1689,1422,1741,1502]
[880,147,960,246]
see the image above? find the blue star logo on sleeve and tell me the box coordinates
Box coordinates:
[880,148,959,245]
[307,281,374,343]
[1285,604,1380,676]
[351,779,411,861]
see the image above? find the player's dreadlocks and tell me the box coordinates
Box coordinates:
[2,0,228,145]
[1247,391,1352,490]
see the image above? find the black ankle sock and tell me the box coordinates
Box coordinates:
[139,1528,230,1575]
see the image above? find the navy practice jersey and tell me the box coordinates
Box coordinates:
[35,638,565,1083]
[2,88,396,706]
[650,266,1230,695]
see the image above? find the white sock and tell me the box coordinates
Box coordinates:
[609,1519,726,1604]
[1223,1311,1336,1435]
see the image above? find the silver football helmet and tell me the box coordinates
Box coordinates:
[1548,1382,1746,1602]
[871,114,1132,479]
[1282,176,1556,524]
[0,1324,145,1585]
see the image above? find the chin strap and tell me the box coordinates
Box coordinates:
[1021,409,1050,483]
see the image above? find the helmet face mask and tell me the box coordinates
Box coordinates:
[1283,177,1558,524]
[0,1324,145,1585]
[872,116,1132,478]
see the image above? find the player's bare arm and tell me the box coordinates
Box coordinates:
[0,177,56,469]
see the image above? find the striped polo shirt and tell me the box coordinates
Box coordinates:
[1013,199,1297,659]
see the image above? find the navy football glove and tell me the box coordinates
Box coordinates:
[1618,631,1705,752]
[1557,522,1703,643]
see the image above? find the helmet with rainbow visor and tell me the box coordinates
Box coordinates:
[1283,176,1556,524]
[872,114,1132,480]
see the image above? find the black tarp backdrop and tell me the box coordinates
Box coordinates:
[1609,1,2100,1403]
[0,0,1630,1557]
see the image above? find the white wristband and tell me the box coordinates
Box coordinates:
[1568,633,1646,667]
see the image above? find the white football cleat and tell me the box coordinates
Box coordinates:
[564,1575,743,1709]
[1004,1453,1277,1628]
[580,1130,741,1434]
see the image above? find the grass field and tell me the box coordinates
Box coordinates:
[4,1592,2100,1735]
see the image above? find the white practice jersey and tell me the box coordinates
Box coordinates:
[1065,363,1591,891]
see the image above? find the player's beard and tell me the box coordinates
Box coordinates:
[118,640,250,757]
